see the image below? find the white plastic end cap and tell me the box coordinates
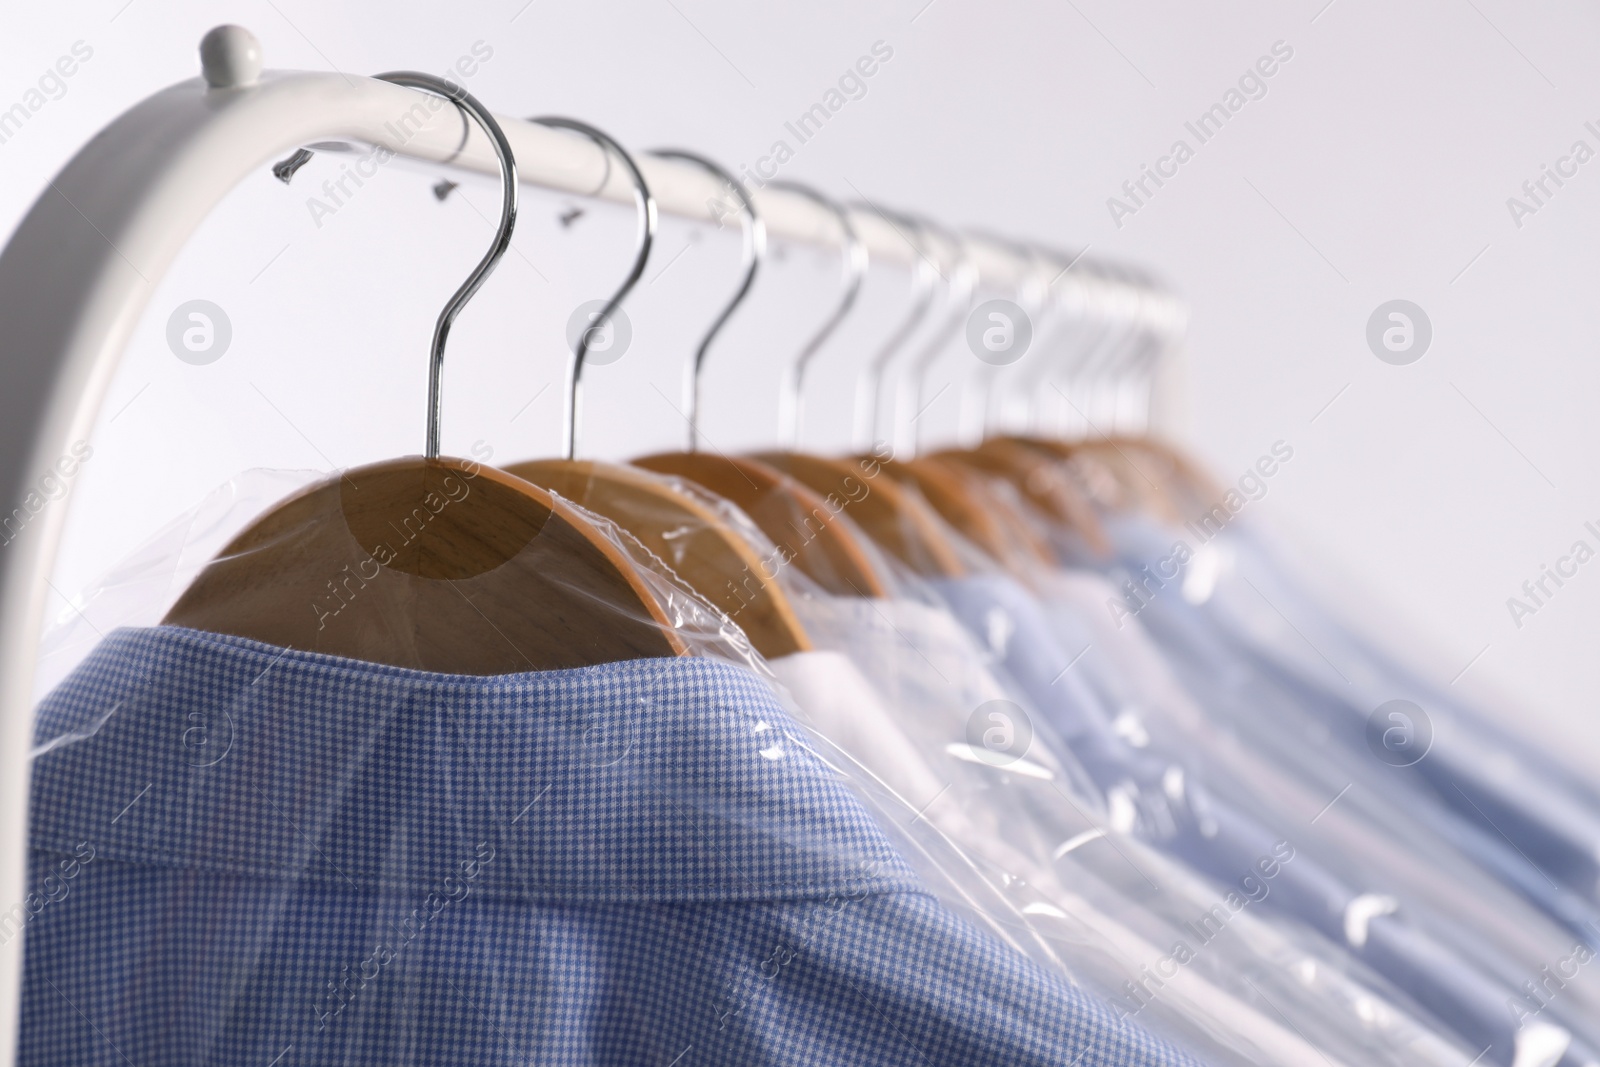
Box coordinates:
[200,25,263,89]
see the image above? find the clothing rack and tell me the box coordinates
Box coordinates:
[0,28,1183,1060]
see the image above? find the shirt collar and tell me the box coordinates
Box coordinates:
[31,626,919,904]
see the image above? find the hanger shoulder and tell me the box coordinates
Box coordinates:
[506,459,813,659]
[164,456,686,673]
[635,452,890,598]
[1031,437,1189,526]
[754,452,966,579]
[1111,436,1222,516]
[884,456,1055,572]
[951,439,1111,555]
[1004,436,1128,513]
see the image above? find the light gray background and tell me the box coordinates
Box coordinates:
[4,1,1597,769]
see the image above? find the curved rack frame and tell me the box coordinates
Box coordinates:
[0,33,1184,1057]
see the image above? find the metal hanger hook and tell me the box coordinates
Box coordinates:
[1078,262,1144,436]
[852,202,937,452]
[902,217,977,457]
[373,72,518,461]
[648,149,766,452]
[764,180,866,448]
[960,232,1052,441]
[530,117,656,461]
[1112,268,1184,436]
[1018,244,1095,435]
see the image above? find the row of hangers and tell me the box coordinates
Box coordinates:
[163,73,1216,674]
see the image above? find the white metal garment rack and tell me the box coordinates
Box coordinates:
[0,26,1183,1057]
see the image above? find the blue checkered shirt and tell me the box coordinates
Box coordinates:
[18,626,1204,1066]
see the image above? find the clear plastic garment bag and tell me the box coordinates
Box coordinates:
[10,20,1599,1067]
[3,28,1207,1067]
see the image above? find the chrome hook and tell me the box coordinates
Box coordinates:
[648,149,766,452]
[901,217,976,456]
[764,179,866,448]
[528,117,655,460]
[372,72,518,459]
[958,232,1051,442]
[1046,258,1123,439]
[851,202,938,451]
[1016,245,1097,435]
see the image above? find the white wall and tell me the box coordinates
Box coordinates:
[5,0,1599,770]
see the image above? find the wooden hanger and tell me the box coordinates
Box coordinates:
[1021,436,1182,524]
[167,457,684,671]
[1016,438,1129,513]
[629,157,892,600]
[751,199,967,579]
[1083,267,1214,513]
[507,458,812,658]
[745,456,973,586]
[753,450,967,578]
[912,242,1119,552]
[1001,338,1168,515]
[1023,261,1196,522]
[943,437,1112,555]
[1110,435,1223,515]
[165,77,683,674]
[494,127,810,659]
[876,453,1056,572]
[635,451,890,597]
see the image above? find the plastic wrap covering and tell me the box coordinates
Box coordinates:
[33,468,322,703]
[781,587,1471,1067]
[17,467,1207,1067]
[1187,519,1600,910]
[1039,558,1600,999]
[749,447,1003,582]
[492,464,1476,1065]
[632,449,910,602]
[1009,502,1600,1065]
[785,441,1600,1064]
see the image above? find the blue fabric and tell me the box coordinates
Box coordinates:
[1227,524,1600,913]
[17,625,1200,1067]
[929,573,1600,1067]
[1099,515,1600,949]
[1126,577,1600,949]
